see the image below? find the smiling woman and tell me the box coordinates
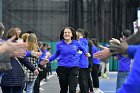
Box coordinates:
[63,28,73,41]
[47,27,90,93]
[60,27,77,41]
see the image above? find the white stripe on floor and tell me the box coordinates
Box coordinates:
[104,91,115,93]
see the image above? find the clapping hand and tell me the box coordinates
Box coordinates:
[1,36,27,57]
[109,38,128,55]
[40,58,49,65]
[94,45,110,59]
[34,68,39,76]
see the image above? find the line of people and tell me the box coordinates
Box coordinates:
[43,26,136,93]
[42,27,106,93]
[0,20,135,93]
[0,22,52,93]
[94,20,140,93]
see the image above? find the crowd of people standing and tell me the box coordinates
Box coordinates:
[0,20,139,93]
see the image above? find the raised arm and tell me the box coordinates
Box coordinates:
[77,41,90,57]
[49,48,60,62]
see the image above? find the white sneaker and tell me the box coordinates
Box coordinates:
[94,88,100,93]
[94,88,104,93]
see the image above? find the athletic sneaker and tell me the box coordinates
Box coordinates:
[94,88,104,93]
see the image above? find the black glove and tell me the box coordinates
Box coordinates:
[109,42,128,56]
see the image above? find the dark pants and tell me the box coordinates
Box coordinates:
[91,64,100,88]
[56,66,79,93]
[88,68,93,92]
[1,86,23,93]
[33,70,44,93]
[43,65,47,80]
[79,68,89,93]
[47,63,52,75]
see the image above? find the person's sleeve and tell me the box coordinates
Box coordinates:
[25,50,32,57]
[127,45,139,58]
[77,41,87,55]
[92,47,96,54]
[38,64,45,70]
[0,53,10,63]
[0,53,12,71]
[18,57,36,72]
[48,43,60,62]
[38,51,46,64]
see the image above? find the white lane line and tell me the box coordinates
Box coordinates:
[104,91,115,93]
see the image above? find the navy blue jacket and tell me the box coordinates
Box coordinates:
[49,40,87,68]
[1,57,36,86]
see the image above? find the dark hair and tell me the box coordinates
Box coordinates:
[7,28,19,40]
[38,41,43,47]
[84,30,89,39]
[121,30,132,37]
[42,43,47,47]
[46,43,51,50]
[41,42,51,50]
[0,22,5,37]
[76,29,88,38]
[90,38,99,48]
[60,27,77,41]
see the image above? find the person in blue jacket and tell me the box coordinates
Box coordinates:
[114,28,140,93]
[94,27,140,93]
[90,38,104,93]
[47,27,90,93]
[76,29,89,93]
[114,54,131,92]
[113,30,132,92]
[116,44,140,93]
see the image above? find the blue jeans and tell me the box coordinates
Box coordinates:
[26,81,35,93]
[116,72,129,92]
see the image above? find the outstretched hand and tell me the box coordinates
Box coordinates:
[94,45,110,59]
[40,58,49,65]
[34,69,39,76]
[109,38,128,55]
[1,36,27,57]
[109,38,120,44]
